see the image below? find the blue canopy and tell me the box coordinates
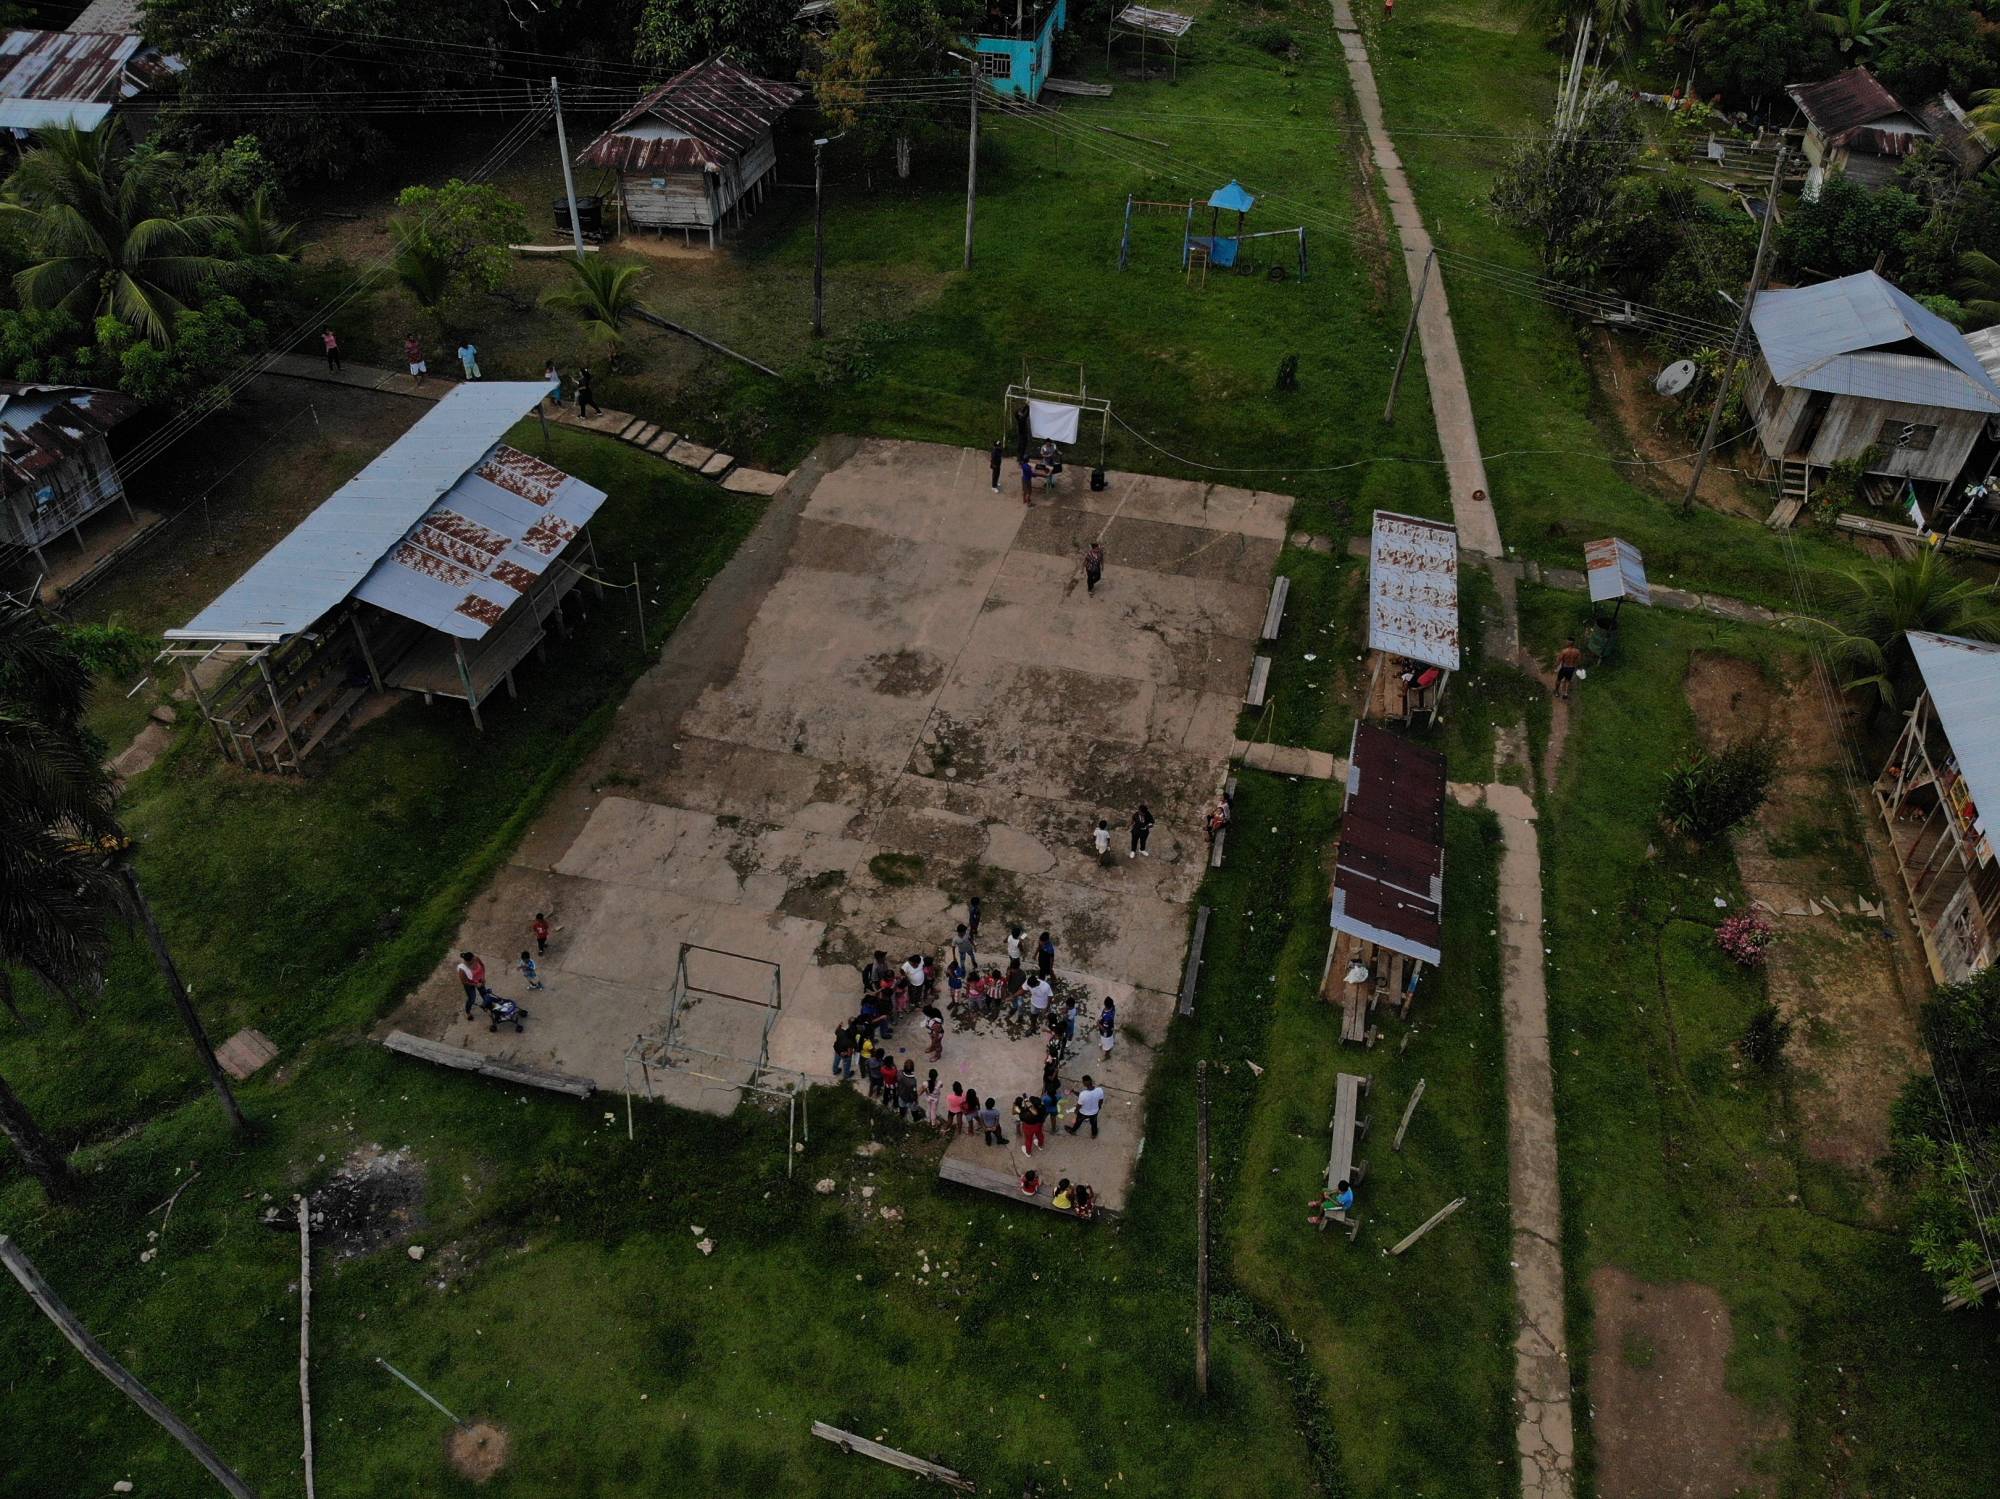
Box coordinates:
[1208,180,1256,213]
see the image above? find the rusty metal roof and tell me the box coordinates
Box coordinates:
[1786,67,1905,139]
[0,381,139,498]
[1911,94,1994,177]
[1368,510,1460,672]
[1331,722,1446,966]
[579,56,804,174]
[0,29,150,103]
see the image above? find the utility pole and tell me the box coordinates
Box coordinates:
[812,136,829,338]
[1195,1059,1211,1398]
[551,77,585,260]
[962,57,979,270]
[1681,146,1785,516]
[1384,247,1435,423]
[116,863,245,1132]
[1,1237,263,1499]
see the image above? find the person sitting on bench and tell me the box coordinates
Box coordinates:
[1306,1179,1355,1228]
[1204,793,1233,846]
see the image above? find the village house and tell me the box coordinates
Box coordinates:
[0,381,140,577]
[1744,270,2000,506]
[966,0,1068,100]
[577,57,803,247]
[0,25,178,140]
[1786,66,1992,197]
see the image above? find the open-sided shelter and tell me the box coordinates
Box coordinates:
[163,384,608,771]
[0,381,139,574]
[1365,509,1459,724]
[1107,5,1193,79]
[1745,271,2000,503]
[1321,722,1446,1043]
[578,57,803,246]
[1875,632,2000,982]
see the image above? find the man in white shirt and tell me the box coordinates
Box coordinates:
[1092,819,1111,860]
[1067,1075,1105,1138]
[1027,975,1053,1021]
[901,954,929,1005]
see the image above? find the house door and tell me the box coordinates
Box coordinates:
[1789,390,1833,457]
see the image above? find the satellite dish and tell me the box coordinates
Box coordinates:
[1655,359,1697,397]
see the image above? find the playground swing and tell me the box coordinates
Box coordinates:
[1116,184,1305,283]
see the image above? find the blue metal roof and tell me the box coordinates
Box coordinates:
[167,383,565,644]
[1750,270,2000,414]
[1208,179,1255,213]
[1909,631,2000,848]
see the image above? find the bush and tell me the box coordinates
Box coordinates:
[62,621,154,677]
[1240,22,1296,54]
[1716,912,1774,967]
[1660,740,1778,844]
[1739,1001,1792,1071]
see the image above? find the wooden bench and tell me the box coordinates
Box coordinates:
[1245,654,1271,708]
[1261,575,1290,642]
[1320,1072,1371,1240]
[1176,905,1211,1018]
[1208,774,1238,869]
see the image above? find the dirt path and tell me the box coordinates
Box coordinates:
[1329,5,1572,1493]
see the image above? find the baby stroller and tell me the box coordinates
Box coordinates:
[484,996,527,1033]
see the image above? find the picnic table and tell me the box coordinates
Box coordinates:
[1320,1072,1371,1240]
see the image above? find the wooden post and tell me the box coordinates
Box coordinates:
[255,653,297,767]
[1392,1078,1426,1153]
[810,1422,974,1491]
[1195,1058,1210,1398]
[1384,247,1434,423]
[632,562,646,646]
[963,57,978,272]
[118,865,245,1132]
[0,1236,262,1499]
[297,1198,315,1499]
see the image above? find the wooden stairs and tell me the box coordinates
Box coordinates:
[1765,458,1810,529]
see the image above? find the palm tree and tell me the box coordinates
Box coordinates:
[1,124,232,348]
[1957,249,2000,327]
[1813,0,1897,55]
[221,186,298,264]
[1818,550,2000,715]
[541,257,650,364]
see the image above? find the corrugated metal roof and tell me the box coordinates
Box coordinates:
[0,29,150,103]
[1331,722,1446,965]
[1787,67,1903,137]
[67,0,142,32]
[1582,537,1649,605]
[0,98,110,130]
[579,56,803,175]
[1751,271,2000,414]
[0,381,138,496]
[1909,631,2000,850]
[351,444,606,640]
[166,383,564,644]
[1911,94,1994,177]
[1368,510,1460,671]
[1117,6,1195,36]
[1964,324,2000,384]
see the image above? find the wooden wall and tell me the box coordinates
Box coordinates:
[1748,357,1984,483]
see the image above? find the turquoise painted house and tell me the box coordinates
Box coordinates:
[967,0,1066,100]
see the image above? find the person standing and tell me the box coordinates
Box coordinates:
[1036,930,1057,979]
[833,1018,856,1079]
[541,360,562,412]
[878,1053,899,1106]
[517,951,544,991]
[966,895,982,942]
[1019,454,1034,507]
[1015,402,1031,458]
[989,438,1004,493]
[1016,1093,1046,1155]
[978,1093,1007,1145]
[1093,818,1111,861]
[946,1081,968,1131]
[953,921,977,971]
[1083,541,1104,595]
[1129,802,1155,858]
[532,912,551,955]
[1555,638,1584,700]
[1098,997,1117,1060]
[902,952,930,1010]
[576,365,601,417]
[404,334,428,383]
[1067,1075,1105,1137]
[322,328,342,372]
[922,1069,942,1125]
[895,1059,919,1120]
[1005,925,1025,968]
[457,339,482,380]
[455,950,491,1017]
[925,1009,944,1061]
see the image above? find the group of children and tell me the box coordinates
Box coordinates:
[449,912,554,1033]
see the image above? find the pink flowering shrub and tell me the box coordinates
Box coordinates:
[1717,913,1774,967]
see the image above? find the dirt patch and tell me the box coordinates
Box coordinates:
[1588,332,1768,522]
[285,1142,425,1260]
[1682,650,1771,749]
[867,648,947,699]
[1706,664,1927,1196]
[1589,1265,1780,1498]
[446,1420,511,1482]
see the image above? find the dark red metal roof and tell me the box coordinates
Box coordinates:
[1330,724,1447,963]
[0,29,156,102]
[1786,67,1903,139]
[0,382,139,498]
[579,56,804,174]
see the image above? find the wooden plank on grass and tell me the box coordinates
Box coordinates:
[811,1422,975,1491]
[1261,575,1290,641]
[1389,1196,1465,1256]
[1392,1078,1426,1153]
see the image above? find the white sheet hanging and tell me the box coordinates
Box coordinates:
[1028,399,1082,444]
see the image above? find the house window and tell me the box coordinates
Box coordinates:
[1879,420,1938,452]
[977,52,1011,80]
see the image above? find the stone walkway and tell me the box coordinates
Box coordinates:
[1328,4,1574,1493]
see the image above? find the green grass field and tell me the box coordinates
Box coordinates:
[1519,586,2000,1494]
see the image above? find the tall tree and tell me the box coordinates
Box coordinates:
[1,125,233,349]
[809,0,968,180]
[1812,0,1897,56]
[634,0,803,77]
[387,179,527,330]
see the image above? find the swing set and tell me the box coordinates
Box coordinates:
[1115,180,1308,284]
